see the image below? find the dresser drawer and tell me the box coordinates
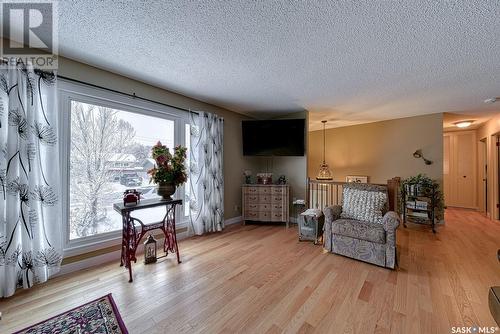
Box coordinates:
[271,212,285,221]
[247,203,271,211]
[271,203,284,211]
[258,187,272,195]
[258,195,271,203]
[259,211,271,221]
[271,195,284,203]
[244,187,259,195]
[272,187,286,195]
[246,203,259,211]
[244,211,259,220]
[245,195,259,203]
[260,203,271,211]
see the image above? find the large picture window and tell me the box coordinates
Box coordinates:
[60,81,188,251]
[69,101,175,239]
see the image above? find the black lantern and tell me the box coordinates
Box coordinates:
[144,235,157,264]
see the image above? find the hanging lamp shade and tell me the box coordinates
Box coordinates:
[317,162,333,180]
[316,120,333,180]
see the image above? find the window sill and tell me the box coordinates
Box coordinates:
[63,221,190,258]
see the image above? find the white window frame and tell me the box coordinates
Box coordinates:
[58,79,190,257]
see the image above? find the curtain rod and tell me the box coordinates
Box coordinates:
[57,75,197,114]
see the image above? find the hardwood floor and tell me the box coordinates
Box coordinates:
[1,208,499,333]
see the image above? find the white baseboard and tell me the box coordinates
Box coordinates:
[56,215,243,277]
[56,249,122,277]
[225,215,242,226]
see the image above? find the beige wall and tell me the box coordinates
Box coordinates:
[58,56,258,219]
[308,113,443,184]
[476,114,500,219]
[266,156,307,201]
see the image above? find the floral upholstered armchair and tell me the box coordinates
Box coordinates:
[323,183,400,269]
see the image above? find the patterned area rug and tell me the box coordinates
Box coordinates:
[14,294,128,334]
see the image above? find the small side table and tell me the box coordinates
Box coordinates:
[299,209,324,245]
[113,198,182,282]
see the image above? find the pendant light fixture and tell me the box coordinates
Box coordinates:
[316,120,333,180]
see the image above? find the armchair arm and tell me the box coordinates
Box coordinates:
[382,211,400,268]
[322,205,342,252]
[323,205,342,223]
[382,211,400,232]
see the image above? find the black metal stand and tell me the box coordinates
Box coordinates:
[402,183,437,233]
[113,198,182,282]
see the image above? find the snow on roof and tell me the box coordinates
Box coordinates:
[108,153,137,163]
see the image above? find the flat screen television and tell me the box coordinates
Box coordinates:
[242,119,305,156]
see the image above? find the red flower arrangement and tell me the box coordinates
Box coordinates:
[147,141,187,187]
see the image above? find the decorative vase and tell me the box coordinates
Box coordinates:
[157,183,176,200]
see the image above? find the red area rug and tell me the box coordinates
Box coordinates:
[14,294,128,334]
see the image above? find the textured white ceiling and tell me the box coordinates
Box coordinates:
[33,1,500,128]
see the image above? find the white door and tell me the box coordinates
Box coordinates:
[455,131,476,208]
[443,131,477,209]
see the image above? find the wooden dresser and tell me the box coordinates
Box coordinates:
[242,184,290,227]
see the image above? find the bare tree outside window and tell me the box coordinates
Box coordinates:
[69,101,175,239]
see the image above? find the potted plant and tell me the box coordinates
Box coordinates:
[147,141,187,200]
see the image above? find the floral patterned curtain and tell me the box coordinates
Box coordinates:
[188,111,224,235]
[0,61,62,297]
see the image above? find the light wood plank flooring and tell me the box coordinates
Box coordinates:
[1,208,499,333]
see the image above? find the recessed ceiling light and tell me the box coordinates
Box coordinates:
[484,97,499,104]
[454,120,474,128]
